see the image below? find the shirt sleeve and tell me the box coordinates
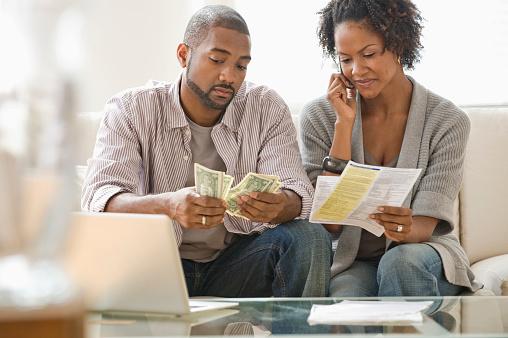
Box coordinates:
[255,94,314,219]
[411,108,471,235]
[81,95,143,212]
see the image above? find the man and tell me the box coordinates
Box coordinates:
[82,5,331,297]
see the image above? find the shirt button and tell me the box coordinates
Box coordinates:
[183,155,189,161]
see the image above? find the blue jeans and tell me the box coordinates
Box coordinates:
[182,220,332,297]
[330,243,465,297]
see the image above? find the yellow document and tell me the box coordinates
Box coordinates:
[314,164,380,222]
[310,161,422,236]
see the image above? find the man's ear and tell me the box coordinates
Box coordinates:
[176,43,190,68]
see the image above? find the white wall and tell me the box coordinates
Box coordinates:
[407,0,508,106]
[239,0,508,112]
[78,0,192,112]
[78,0,237,112]
[76,0,508,113]
[237,0,331,114]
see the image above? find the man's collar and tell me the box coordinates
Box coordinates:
[167,74,190,129]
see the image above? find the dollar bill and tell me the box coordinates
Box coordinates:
[194,163,223,198]
[222,174,234,199]
[193,163,282,220]
[225,173,278,217]
[253,173,281,192]
[267,180,282,193]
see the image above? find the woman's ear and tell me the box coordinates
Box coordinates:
[176,43,190,68]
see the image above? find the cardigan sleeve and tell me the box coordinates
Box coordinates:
[300,97,336,186]
[411,103,470,235]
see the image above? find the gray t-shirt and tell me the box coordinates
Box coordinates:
[179,117,233,263]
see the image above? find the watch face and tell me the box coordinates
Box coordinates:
[322,156,347,174]
[328,159,337,170]
[323,158,337,173]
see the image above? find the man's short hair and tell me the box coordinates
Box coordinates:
[183,5,250,49]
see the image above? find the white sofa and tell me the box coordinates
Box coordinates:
[66,107,508,296]
[459,108,508,296]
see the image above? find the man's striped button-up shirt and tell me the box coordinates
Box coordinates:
[81,78,314,245]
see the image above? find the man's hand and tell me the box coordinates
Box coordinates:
[164,187,226,229]
[237,191,290,223]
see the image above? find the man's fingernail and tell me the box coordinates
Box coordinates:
[377,207,384,212]
[369,214,376,219]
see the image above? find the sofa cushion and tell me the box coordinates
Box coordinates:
[470,254,508,296]
[460,108,508,264]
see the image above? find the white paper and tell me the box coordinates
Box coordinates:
[310,161,421,236]
[307,300,433,326]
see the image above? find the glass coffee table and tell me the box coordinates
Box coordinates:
[87,296,508,337]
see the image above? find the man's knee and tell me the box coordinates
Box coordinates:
[277,219,331,243]
[270,220,332,297]
[273,220,332,257]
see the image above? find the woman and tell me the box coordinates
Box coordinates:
[300,0,481,296]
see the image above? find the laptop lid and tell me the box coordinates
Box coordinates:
[62,212,192,314]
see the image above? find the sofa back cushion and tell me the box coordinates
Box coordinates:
[460,108,508,264]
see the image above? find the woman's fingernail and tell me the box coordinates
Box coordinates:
[377,207,384,212]
[369,214,376,219]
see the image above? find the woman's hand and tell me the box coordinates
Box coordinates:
[370,206,413,242]
[327,73,357,123]
[326,73,357,163]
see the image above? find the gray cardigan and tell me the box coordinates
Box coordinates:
[300,77,480,291]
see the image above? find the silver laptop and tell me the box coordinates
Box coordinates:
[61,212,238,315]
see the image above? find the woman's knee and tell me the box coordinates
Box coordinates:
[378,243,442,280]
[329,268,378,297]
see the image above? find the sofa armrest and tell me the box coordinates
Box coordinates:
[470,254,508,296]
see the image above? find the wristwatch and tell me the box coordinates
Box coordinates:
[322,156,349,174]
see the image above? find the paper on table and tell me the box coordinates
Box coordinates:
[310,161,421,236]
[307,300,433,326]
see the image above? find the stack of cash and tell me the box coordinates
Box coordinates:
[194,163,281,219]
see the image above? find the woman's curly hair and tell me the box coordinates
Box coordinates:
[318,0,423,69]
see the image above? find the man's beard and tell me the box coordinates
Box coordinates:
[186,62,236,111]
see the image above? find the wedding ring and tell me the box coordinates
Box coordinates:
[201,216,206,225]
[396,224,403,233]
